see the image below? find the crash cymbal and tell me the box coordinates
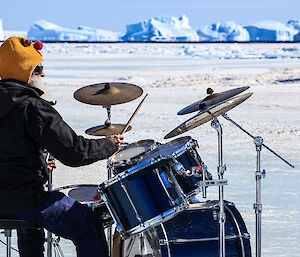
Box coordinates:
[164,92,252,139]
[85,124,132,136]
[74,82,143,106]
[177,86,250,115]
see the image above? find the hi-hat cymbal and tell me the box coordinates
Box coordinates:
[164,92,252,139]
[85,124,132,136]
[74,82,143,106]
[177,86,250,115]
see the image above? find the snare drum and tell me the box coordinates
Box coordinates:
[108,139,157,175]
[99,157,188,239]
[143,136,208,198]
[54,184,113,228]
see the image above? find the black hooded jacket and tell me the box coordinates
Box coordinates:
[0,79,117,213]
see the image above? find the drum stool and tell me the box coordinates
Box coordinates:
[0,218,38,257]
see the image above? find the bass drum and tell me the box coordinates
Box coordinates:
[113,200,251,257]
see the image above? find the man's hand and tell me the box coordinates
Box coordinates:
[107,134,125,150]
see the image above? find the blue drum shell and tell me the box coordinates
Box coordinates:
[156,201,251,257]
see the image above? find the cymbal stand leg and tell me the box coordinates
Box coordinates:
[46,169,53,257]
[211,117,226,257]
[107,164,113,257]
[254,137,263,257]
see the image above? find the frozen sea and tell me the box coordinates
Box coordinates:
[0,43,299,257]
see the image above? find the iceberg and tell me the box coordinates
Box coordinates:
[287,20,300,41]
[0,20,4,41]
[197,21,249,42]
[27,20,122,41]
[122,15,199,42]
[244,20,298,42]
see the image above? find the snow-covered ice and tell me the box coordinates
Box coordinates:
[3,17,300,42]
[28,20,122,42]
[0,43,299,256]
[197,21,250,42]
[0,20,3,41]
[244,20,298,42]
[122,15,199,42]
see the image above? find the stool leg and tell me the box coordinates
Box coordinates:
[4,229,12,257]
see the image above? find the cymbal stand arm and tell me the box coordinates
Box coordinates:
[222,113,295,168]
[211,116,226,257]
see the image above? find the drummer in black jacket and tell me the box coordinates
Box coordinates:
[0,37,124,257]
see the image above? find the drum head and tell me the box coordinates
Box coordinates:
[112,139,155,162]
[144,136,191,161]
[68,185,98,202]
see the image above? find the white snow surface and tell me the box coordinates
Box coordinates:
[0,43,299,257]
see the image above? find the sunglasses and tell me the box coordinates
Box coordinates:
[34,65,43,75]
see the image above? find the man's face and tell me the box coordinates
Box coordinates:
[33,64,45,77]
[29,64,52,101]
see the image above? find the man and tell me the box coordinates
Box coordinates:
[0,37,124,257]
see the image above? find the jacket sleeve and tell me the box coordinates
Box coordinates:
[24,99,118,167]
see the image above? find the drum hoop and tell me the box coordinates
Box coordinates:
[115,203,187,239]
[53,184,102,206]
[102,156,170,187]
[53,184,98,192]
[171,137,198,159]
[108,139,156,165]
[159,234,248,245]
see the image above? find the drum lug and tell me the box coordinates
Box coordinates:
[159,239,168,246]
[171,159,186,175]
[243,233,251,239]
[213,210,218,221]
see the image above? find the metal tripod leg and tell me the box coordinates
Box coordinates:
[52,237,65,257]
[211,117,226,257]
[254,137,263,257]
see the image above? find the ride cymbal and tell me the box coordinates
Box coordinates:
[177,86,250,115]
[164,92,253,139]
[85,124,132,136]
[74,82,143,106]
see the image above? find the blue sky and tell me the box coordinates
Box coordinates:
[2,0,299,31]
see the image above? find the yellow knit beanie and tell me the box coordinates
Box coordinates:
[0,37,43,83]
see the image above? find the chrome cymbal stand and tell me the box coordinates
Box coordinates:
[107,163,113,257]
[46,161,53,257]
[46,154,64,257]
[222,113,295,257]
[211,116,226,257]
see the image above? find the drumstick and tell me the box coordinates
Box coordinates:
[121,93,148,135]
[46,152,50,162]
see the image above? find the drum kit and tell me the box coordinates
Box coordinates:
[48,82,294,257]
